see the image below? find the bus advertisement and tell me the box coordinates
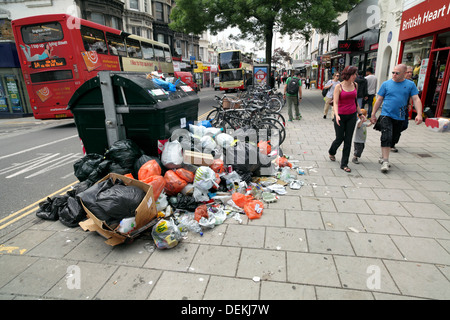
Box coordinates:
[12,14,174,119]
[218,50,252,92]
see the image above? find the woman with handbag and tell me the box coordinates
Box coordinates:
[328,66,362,173]
[323,73,340,119]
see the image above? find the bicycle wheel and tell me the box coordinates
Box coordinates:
[267,97,283,112]
[256,121,284,147]
[263,110,286,127]
[262,118,286,145]
[206,109,222,127]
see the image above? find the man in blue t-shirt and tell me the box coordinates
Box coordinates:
[370,64,423,173]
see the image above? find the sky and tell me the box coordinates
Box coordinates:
[212,27,289,59]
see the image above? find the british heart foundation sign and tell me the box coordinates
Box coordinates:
[399,0,450,41]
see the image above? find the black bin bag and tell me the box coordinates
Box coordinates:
[104,139,143,172]
[73,153,104,182]
[77,178,146,227]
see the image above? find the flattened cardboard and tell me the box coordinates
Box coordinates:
[79,173,157,246]
[183,150,214,166]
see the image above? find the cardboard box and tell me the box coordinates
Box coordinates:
[79,173,158,246]
[183,150,214,166]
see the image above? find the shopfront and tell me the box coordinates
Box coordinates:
[0,41,31,118]
[399,0,450,118]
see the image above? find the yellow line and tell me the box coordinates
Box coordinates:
[0,181,78,230]
[198,111,210,121]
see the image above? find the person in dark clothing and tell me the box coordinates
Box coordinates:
[355,70,368,110]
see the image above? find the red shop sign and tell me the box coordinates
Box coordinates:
[399,0,450,41]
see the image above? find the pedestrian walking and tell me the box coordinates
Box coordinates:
[355,70,368,110]
[390,65,415,153]
[352,108,372,164]
[305,76,311,89]
[283,70,303,121]
[323,73,340,119]
[364,67,377,117]
[276,75,281,89]
[328,66,362,173]
[370,64,423,173]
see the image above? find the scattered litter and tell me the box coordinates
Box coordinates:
[348,227,360,233]
[252,276,261,282]
[289,180,304,190]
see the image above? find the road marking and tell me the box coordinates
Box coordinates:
[0,181,78,230]
[0,134,79,160]
[198,111,210,120]
[0,152,82,179]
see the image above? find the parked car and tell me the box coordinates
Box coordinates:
[214,77,220,90]
[174,71,199,93]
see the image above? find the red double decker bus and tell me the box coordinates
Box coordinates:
[12,14,174,119]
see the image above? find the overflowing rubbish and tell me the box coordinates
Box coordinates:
[37,119,308,248]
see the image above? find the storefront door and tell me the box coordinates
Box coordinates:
[423,49,450,118]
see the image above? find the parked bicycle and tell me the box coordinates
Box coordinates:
[206,95,286,145]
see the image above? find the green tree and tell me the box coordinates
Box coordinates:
[170,0,361,74]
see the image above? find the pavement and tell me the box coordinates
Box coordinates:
[0,85,449,302]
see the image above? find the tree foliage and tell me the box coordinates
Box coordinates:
[170,0,361,72]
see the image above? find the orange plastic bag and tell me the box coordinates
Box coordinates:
[138,160,161,181]
[244,200,264,220]
[194,204,208,222]
[210,159,226,174]
[232,192,253,208]
[142,175,166,200]
[164,170,187,196]
[124,173,134,179]
[175,168,194,183]
[258,140,271,155]
[276,156,292,168]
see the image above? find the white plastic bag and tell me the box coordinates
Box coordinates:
[161,140,183,169]
[152,218,182,249]
[193,166,218,190]
[156,192,168,212]
[215,133,234,149]
[200,135,217,151]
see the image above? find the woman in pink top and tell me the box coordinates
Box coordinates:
[328,66,363,173]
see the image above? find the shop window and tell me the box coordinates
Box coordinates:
[436,31,450,49]
[402,36,433,69]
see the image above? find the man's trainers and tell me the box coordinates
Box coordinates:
[381,161,390,173]
[296,115,302,120]
[378,157,384,164]
[352,157,359,164]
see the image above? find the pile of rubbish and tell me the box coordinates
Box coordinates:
[36,121,305,249]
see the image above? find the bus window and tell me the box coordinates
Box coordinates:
[81,25,107,54]
[219,51,241,70]
[126,38,142,59]
[106,32,126,57]
[164,47,172,63]
[21,22,64,44]
[141,41,155,60]
[154,45,164,62]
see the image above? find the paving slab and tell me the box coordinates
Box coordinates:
[1,86,449,301]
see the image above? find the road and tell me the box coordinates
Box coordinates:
[0,88,222,232]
